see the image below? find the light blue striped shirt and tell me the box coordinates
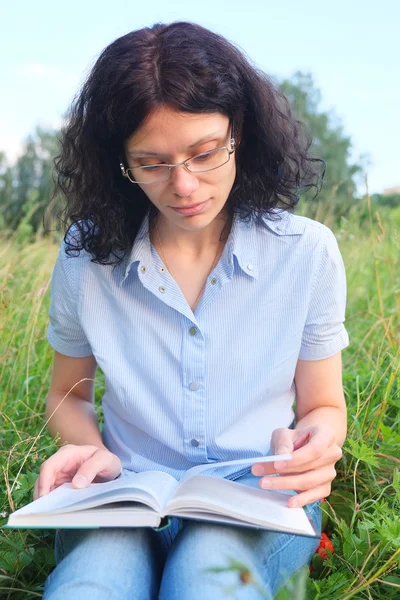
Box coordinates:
[47,209,349,480]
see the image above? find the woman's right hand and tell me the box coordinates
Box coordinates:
[33,444,122,501]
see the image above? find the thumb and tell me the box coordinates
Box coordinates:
[271,428,295,456]
[72,473,89,488]
[72,450,121,489]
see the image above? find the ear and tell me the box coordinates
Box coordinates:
[232,135,240,151]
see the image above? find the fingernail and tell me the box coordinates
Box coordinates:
[73,475,88,488]
[261,479,272,489]
[252,465,264,476]
[276,446,290,454]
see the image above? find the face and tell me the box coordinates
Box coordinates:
[124,107,236,232]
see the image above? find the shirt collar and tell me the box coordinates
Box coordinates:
[262,208,306,236]
[228,212,259,279]
[227,209,305,278]
[120,212,151,286]
[119,208,304,287]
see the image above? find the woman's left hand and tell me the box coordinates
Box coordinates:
[251,424,343,508]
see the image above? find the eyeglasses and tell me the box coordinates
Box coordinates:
[120,133,236,185]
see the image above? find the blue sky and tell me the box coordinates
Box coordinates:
[1,0,399,194]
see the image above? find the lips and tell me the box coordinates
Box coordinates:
[171,201,205,209]
[170,200,209,216]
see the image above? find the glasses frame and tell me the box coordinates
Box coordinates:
[120,126,237,185]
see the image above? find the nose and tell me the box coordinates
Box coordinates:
[170,164,200,197]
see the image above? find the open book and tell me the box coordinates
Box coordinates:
[5,454,319,538]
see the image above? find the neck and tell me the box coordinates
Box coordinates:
[151,211,232,259]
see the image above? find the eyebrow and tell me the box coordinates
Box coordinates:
[127,131,224,157]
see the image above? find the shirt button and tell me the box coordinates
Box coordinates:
[189,381,200,391]
[160,267,166,273]
[159,286,166,293]
[247,264,254,271]
[189,326,197,336]
[277,225,283,231]
[211,277,217,285]
[140,266,146,273]
[190,438,200,447]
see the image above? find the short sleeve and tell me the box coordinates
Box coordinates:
[299,228,349,360]
[47,240,93,357]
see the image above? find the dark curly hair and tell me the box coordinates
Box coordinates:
[52,21,325,265]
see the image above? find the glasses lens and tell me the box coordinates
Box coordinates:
[126,147,230,183]
[187,148,230,173]
[127,166,170,184]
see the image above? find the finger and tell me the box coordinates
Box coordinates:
[282,428,337,470]
[287,484,331,509]
[252,457,293,477]
[37,461,57,499]
[262,442,342,476]
[287,442,342,473]
[252,441,341,477]
[252,429,295,476]
[37,445,102,496]
[271,428,295,456]
[71,449,120,488]
[260,464,336,492]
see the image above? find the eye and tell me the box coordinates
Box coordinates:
[132,158,165,168]
[142,165,162,171]
[192,150,216,162]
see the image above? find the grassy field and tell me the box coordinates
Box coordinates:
[0,198,399,599]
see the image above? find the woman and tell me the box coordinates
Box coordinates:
[38,21,349,599]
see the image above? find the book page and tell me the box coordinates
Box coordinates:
[166,475,314,537]
[180,454,292,483]
[7,503,162,529]
[12,471,179,518]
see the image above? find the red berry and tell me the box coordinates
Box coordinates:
[317,548,328,560]
[315,532,334,561]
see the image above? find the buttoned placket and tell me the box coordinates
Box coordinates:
[151,243,235,462]
[180,312,208,461]
[121,213,260,464]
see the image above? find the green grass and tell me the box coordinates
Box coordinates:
[0,198,399,599]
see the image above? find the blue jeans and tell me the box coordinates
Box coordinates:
[42,472,321,599]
